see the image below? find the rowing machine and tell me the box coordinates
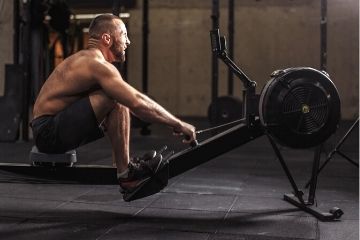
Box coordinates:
[122,29,342,221]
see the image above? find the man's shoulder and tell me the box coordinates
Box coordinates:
[66,50,119,80]
[69,51,109,70]
[86,58,119,81]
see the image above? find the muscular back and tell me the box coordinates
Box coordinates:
[33,49,106,119]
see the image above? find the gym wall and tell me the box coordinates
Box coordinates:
[0,0,357,119]
[0,1,14,96]
[125,0,358,119]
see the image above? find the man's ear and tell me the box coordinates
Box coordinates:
[101,33,112,47]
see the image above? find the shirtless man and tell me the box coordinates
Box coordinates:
[31,14,196,193]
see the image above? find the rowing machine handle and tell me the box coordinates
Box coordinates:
[185,135,199,148]
[190,140,199,148]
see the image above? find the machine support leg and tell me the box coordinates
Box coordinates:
[320,119,359,169]
[267,134,305,204]
[308,145,322,204]
[267,135,343,221]
[305,118,359,188]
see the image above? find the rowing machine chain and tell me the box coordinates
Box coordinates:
[195,118,245,135]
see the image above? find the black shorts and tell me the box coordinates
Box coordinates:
[31,97,104,153]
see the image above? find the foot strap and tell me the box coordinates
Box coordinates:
[123,150,173,202]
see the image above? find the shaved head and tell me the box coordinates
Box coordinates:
[88,14,124,39]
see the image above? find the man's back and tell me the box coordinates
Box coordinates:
[33,49,104,119]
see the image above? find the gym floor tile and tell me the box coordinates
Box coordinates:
[0,203,141,240]
[35,201,141,223]
[241,175,296,198]
[0,219,116,240]
[319,163,359,178]
[251,156,318,177]
[72,185,162,208]
[209,232,311,240]
[131,207,226,233]
[316,176,359,192]
[230,195,308,217]
[0,196,65,219]
[316,188,359,203]
[149,192,236,212]
[99,225,210,240]
[164,174,248,195]
[190,155,261,175]
[0,216,25,232]
[0,182,96,201]
[219,212,317,239]
[318,220,359,240]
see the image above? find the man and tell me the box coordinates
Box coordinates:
[31,14,196,193]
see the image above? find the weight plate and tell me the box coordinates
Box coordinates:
[208,96,243,126]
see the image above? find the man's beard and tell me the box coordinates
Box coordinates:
[110,42,125,63]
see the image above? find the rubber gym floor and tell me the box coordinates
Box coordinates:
[0,119,358,240]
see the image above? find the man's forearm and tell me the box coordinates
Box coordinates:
[130,93,182,129]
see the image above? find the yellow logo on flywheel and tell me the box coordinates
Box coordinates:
[302,104,310,114]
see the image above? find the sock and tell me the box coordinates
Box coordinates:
[117,168,129,179]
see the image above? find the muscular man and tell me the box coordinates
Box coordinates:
[31,14,196,193]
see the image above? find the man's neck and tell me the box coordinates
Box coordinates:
[87,39,113,62]
[87,38,100,49]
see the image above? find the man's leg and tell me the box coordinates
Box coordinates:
[89,90,162,192]
[88,90,129,173]
[105,103,131,173]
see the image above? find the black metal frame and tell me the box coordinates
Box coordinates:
[20,0,32,141]
[320,0,327,71]
[208,28,342,221]
[211,0,220,102]
[318,118,359,169]
[305,118,359,188]
[169,119,264,178]
[142,0,149,94]
[210,29,257,127]
[267,135,342,221]
[227,0,235,95]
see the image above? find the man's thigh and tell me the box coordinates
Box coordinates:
[55,96,105,151]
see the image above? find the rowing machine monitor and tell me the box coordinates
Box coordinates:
[210,29,222,53]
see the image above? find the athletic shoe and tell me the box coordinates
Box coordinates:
[118,154,163,194]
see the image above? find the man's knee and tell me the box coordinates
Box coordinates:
[89,90,116,123]
[114,103,130,118]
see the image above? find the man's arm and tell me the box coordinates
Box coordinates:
[93,61,196,140]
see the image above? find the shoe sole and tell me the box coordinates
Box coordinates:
[119,177,151,194]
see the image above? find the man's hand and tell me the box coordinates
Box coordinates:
[173,121,196,144]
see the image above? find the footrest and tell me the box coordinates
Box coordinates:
[123,150,173,202]
[29,146,77,167]
[284,193,343,221]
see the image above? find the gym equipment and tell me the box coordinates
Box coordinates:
[305,118,359,188]
[0,65,24,142]
[318,118,359,169]
[17,0,32,141]
[123,29,342,222]
[48,0,71,34]
[208,96,242,128]
[0,28,342,221]
[259,68,341,149]
[210,0,220,102]
[320,0,327,71]
[208,0,243,127]
[30,146,77,167]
